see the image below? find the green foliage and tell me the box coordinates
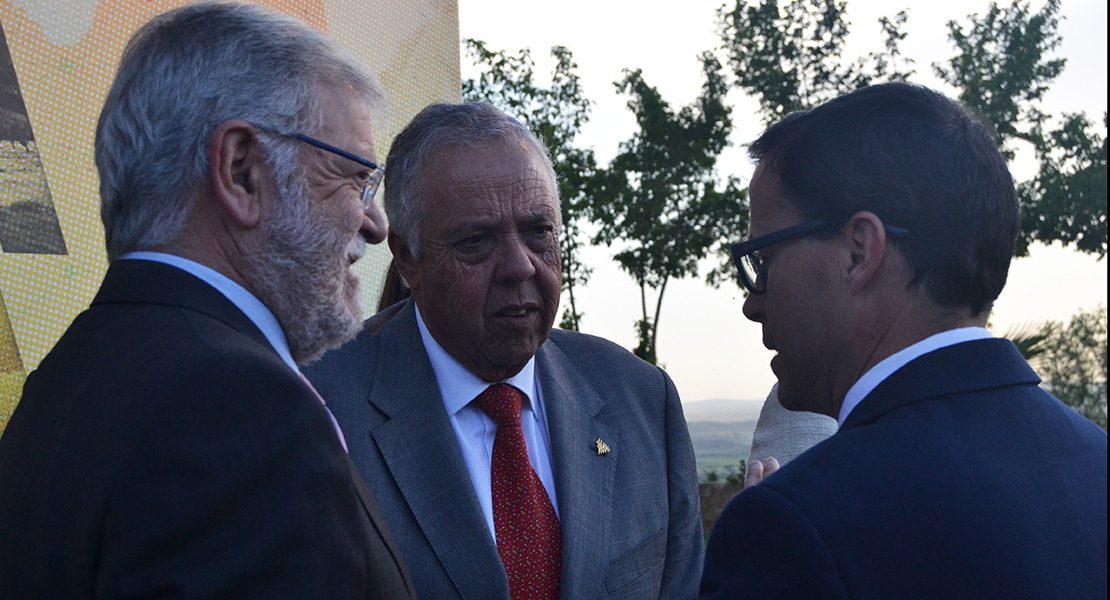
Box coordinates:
[725,459,747,485]
[1037,306,1108,430]
[930,0,1105,257]
[718,0,914,121]
[461,40,598,331]
[1017,113,1107,257]
[933,0,1065,159]
[592,54,749,363]
[1000,322,1051,361]
[935,0,1107,258]
[720,0,1105,259]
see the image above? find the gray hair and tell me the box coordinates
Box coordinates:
[95,0,384,261]
[383,102,559,259]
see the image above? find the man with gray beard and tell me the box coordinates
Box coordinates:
[0,3,414,598]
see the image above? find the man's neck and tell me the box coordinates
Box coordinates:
[154,231,255,298]
[836,325,993,426]
[831,300,988,418]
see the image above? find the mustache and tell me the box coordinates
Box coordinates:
[346,236,367,263]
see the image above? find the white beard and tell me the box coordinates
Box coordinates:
[241,174,366,365]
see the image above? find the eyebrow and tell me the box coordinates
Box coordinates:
[447,209,557,235]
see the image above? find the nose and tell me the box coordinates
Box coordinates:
[496,235,538,284]
[360,200,388,245]
[742,289,765,324]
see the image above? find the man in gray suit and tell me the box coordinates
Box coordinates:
[305,102,702,600]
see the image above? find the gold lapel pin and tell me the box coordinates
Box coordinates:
[595,439,610,455]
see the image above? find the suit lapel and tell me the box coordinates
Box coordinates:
[844,338,1041,429]
[537,340,617,600]
[367,304,508,600]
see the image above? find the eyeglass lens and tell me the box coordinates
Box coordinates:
[738,253,764,294]
[362,170,385,208]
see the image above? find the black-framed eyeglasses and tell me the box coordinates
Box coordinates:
[260,128,385,208]
[731,219,909,295]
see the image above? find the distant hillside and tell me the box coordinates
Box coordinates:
[688,420,756,458]
[683,399,765,481]
[682,398,764,422]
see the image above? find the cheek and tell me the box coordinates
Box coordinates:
[316,185,363,230]
[543,265,562,298]
[537,250,563,306]
[424,260,490,312]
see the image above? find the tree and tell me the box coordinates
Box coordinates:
[931,0,1105,257]
[461,40,598,330]
[1016,113,1107,257]
[933,0,1064,160]
[718,0,913,120]
[591,54,748,364]
[1036,306,1108,430]
[720,0,1107,258]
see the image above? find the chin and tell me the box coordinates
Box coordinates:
[487,338,542,370]
[774,379,806,412]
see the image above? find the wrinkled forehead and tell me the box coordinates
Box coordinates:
[425,138,559,210]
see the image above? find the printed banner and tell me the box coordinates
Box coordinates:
[0,0,461,432]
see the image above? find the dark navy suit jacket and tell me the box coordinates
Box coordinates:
[702,338,1107,599]
[0,260,414,599]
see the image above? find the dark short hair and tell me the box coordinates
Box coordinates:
[749,82,1019,316]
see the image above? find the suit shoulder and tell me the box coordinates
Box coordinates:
[542,329,676,405]
[546,328,657,372]
[305,311,392,377]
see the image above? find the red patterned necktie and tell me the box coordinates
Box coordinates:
[474,383,562,600]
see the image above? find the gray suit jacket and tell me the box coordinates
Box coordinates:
[305,300,703,600]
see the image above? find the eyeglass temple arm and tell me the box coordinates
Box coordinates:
[288,133,381,170]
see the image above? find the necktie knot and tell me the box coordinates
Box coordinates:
[474,383,524,428]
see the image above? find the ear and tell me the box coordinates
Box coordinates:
[208,119,265,229]
[388,230,421,293]
[842,211,888,292]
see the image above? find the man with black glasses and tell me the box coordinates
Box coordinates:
[0,3,413,597]
[701,82,1107,599]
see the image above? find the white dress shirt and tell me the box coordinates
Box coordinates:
[415,305,560,542]
[838,327,993,427]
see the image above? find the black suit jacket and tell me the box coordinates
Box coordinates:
[0,260,415,599]
[702,338,1108,599]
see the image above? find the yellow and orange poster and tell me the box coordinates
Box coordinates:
[0,0,461,432]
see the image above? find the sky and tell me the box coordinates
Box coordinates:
[456,0,1108,403]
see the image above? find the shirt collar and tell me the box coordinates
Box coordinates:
[414,304,537,418]
[120,251,299,373]
[838,326,993,427]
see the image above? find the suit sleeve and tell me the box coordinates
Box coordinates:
[700,484,848,600]
[94,357,378,599]
[657,368,705,599]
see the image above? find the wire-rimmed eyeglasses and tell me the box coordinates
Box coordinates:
[259,128,385,208]
[731,220,909,295]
